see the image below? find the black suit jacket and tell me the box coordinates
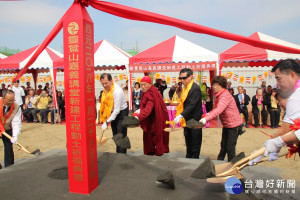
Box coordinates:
[181,82,202,121]
[234,94,249,112]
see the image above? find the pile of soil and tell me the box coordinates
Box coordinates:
[122,116,140,128]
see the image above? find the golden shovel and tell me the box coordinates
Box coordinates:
[2,132,41,155]
[207,150,289,183]
[96,128,109,146]
[164,121,183,132]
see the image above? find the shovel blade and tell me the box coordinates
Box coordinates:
[207,172,245,183]
[100,137,109,145]
[164,127,183,132]
[96,135,109,146]
[215,162,233,175]
[216,167,240,177]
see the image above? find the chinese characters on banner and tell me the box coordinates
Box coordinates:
[129,62,216,73]
[63,4,98,194]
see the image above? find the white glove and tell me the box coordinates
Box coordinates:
[248,152,279,166]
[173,115,183,124]
[135,116,139,120]
[199,118,207,125]
[248,154,263,166]
[101,122,108,130]
[10,136,18,144]
[263,137,286,156]
[135,109,140,114]
[268,152,279,161]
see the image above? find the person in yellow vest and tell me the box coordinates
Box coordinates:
[0,90,22,168]
[173,68,203,158]
[31,90,52,123]
[100,73,128,154]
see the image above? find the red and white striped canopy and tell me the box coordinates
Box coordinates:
[220,32,300,64]
[0,45,63,71]
[129,35,218,73]
[94,40,131,71]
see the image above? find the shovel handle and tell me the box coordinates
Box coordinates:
[1,132,31,154]
[232,147,266,169]
[100,128,105,141]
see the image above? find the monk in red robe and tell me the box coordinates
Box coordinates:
[135,76,169,156]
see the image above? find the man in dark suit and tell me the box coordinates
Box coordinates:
[173,68,202,158]
[234,86,250,128]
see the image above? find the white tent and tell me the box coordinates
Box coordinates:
[94,39,131,71]
[0,53,7,59]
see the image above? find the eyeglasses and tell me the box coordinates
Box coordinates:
[178,76,189,80]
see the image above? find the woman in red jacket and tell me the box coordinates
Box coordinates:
[200,76,243,161]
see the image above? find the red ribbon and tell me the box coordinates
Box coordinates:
[286,144,299,160]
[260,130,272,138]
[289,118,300,132]
[286,118,300,159]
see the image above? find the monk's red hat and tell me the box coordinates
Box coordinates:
[141,76,152,84]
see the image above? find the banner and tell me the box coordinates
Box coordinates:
[226,72,233,79]
[114,76,119,82]
[172,77,176,83]
[245,77,251,83]
[239,76,245,83]
[166,76,171,84]
[131,77,136,83]
[129,62,216,73]
[233,74,239,81]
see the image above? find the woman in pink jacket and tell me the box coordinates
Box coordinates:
[200,76,243,161]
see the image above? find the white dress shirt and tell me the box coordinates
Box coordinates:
[4,105,22,137]
[11,86,25,105]
[283,87,300,124]
[107,83,128,123]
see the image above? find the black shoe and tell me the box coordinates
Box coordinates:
[0,163,2,169]
[245,124,249,128]
[275,125,278,128]
[51,122,55,124]
[271,126,275,129]
[33,120,39,123]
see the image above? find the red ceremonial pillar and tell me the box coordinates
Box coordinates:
[63,3,98,194]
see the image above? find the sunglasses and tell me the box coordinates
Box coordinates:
[178,75,190,80]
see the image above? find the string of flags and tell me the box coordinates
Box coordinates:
[222,70,273,84]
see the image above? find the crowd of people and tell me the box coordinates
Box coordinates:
[0,81,65,125]
[1,59,299,170]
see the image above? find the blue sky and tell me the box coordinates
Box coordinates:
[0,0,300,54]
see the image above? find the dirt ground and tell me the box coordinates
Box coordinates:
[1,123,299,181]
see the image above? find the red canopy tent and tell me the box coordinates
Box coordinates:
[0,45,63,113]
[0,45,63,73]
[130,35,218,73]
[129,35,218,110]
[219,32,300,97]
[220,32,300,70]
